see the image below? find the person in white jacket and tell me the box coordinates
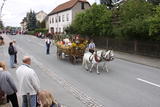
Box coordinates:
[16,56,40,107]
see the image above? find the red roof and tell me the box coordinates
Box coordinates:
[48,0,90,15]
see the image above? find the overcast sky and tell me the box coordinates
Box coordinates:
[0,0,99,27]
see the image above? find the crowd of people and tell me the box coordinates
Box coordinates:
[0,39,61,107]
[0,34,96,107]
[0,56,61,107]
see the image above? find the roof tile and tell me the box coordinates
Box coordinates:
[49,0,89,15]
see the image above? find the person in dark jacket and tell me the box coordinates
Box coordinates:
[8,42,16,68]
[45,37,51,54]
[13,40,17,64]
[0,62,19,107]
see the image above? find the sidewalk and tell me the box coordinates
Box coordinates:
[115,51,160,69]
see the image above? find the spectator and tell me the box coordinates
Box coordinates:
[0,61,19,107]
[45,37,51,55]
[13,40,18,64]
[16,56,40,107]
[0,36,4,45]
[8,42,16,68]
[38,90,61,107]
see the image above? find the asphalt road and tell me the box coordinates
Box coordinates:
[1,34,160,107]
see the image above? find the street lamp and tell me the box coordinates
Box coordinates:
[0,0,7,21]
[0,0,6,29]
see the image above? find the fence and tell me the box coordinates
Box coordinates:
[94,37,160,58]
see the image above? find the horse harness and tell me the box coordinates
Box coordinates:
[89,52,102,63]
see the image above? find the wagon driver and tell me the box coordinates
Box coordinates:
[88,39,96,54]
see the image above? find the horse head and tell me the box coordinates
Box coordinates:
[102,50,114,61]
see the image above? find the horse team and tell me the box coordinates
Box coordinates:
[82,50,114,74]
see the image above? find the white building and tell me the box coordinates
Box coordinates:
[20,18,27,33]
[48,0,90,33]
[36,10,47,23]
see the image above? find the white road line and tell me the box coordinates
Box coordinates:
[137,78,160,88]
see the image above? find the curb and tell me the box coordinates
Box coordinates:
[115,56,160,69]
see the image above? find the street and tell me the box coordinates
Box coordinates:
[0,34,160,107]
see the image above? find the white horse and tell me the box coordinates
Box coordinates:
[82,50,114,74]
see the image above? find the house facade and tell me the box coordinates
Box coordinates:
[48,0,90,34]
[36,10,47,23]
[20,18,27,33]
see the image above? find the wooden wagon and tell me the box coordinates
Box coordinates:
[56,44,86,64]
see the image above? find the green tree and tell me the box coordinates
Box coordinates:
[147,6,160,40]
[26,10,37,31]
[36,20,46,29]
[0,20,4,29]
[71,4,112,37]
[116,0,153,40]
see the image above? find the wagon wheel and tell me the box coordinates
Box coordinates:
[59,51,63,59]
[56,48,59,58]
[57,49,62,59]
[69,55,76,64]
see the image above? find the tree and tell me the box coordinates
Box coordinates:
[147,6,160,40]
[0,20,4,29]
[71,4,112,37]
[116,0,154,40]
[26,10,37,31]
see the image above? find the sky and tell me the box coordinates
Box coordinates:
[0,0,99,27]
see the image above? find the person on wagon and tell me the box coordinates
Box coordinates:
[88,39,96,54]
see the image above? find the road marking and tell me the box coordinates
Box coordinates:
[137,78,160,88]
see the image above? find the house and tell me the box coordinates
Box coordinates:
[20,10,47,32]
[48,0,90,34]
[36,10,47,23]
[20,17,27,33]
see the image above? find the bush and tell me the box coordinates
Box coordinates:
[27,31,35,35]
[34,28,48,34]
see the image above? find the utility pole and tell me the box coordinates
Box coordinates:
[0,0,7,21]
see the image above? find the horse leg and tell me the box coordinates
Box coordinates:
[102,62,105,72]
[89,63,94,72]
[104,62,108,72]
[106,63,109,72]
[96,63,100,74]
[103,62,108,72]
[82,58,88,71]
[85,61,89,71]
[86,61,89,71]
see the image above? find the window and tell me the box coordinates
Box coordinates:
[56,28,58,32]
[52,17,54,23]
[81,2,84,9]
[62,15,65,22]
[66,14,69,21]
[50,18,52,24]
[59,28,61,33]
[59,16,61,22]
[56,16,58,23]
